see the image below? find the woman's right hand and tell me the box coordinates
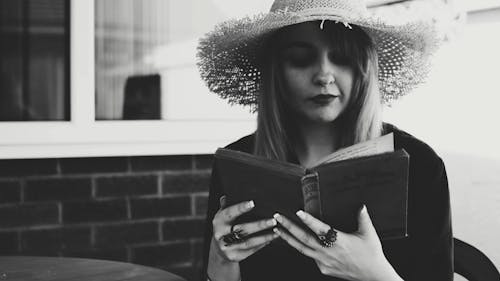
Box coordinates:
[211,196,278,262]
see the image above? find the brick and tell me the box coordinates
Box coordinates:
[193,155,214,170]
[194,194,208,216]
[0,231,19,254]
[60,157,128,174]
[162,218,205,241]
[0,180,21,204]
[25,178,91,202]
[0,159,58,177]
[130,197,190,219]
[0,203,59,227]
[95,221,158,247]
[63,248,128,262]
[132,242,191,266]
[63,200,127,223]
[96,175,157,197]
[131,155,192,172]
[21,227,91,252]
[162,173,210,194]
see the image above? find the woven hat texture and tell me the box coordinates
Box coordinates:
[197,0,438,111]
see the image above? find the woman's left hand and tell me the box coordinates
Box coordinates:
[273,206,403,281]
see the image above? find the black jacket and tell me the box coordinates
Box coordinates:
[202,123,453,281]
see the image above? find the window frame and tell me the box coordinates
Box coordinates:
[0,0,256,159]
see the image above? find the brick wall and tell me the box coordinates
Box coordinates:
[0,154,213,281]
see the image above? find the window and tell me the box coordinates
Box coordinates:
[93,0,257,121]
[0,0,69,121]
[0,0,259,159]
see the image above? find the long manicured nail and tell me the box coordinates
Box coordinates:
[273,213,282,223]
[268,218,277,226]
[273,227,281,235]
[247,200,255,208]
[219,196,226,205]
[296,210,305,219]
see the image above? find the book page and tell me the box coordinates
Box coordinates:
[315,133,394,166]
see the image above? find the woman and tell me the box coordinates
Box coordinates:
[197,0,453,280]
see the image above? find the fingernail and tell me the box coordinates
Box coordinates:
[273,227,280,235]
[296,210,305,219]
[268,218,277,226]
[247,200,255,208]
[273,213,282,223]
[219,196,226,208]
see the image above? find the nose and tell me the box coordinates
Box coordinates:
[313,53,335,86]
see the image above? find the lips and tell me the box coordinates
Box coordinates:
[309,94,337,105]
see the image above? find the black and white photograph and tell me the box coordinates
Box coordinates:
[0,0,499,280]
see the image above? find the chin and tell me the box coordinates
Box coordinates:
[304,110,341,124]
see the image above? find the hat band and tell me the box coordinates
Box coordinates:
[272,7,368,19]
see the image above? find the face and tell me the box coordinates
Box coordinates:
[276,22,354,124]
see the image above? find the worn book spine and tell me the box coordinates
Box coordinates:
[301,172,321,219]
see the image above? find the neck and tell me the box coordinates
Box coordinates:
[293,118,339,168]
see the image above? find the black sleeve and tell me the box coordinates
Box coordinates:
[199,134,254,280]
[406,158,454,281]
[200,162,224,280]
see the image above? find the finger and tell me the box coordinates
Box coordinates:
[212,200,254,240]
[296,210,330,235]
[219,195,227,209]
[232,231,279,250]
[237,236,275,260]
[232,218,277,237]
[218,232,277,262]
[273,228,320,259]
[221,200,255,223]
[357,205,377,236]
[273,213,320,249]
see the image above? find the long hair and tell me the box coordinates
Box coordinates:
[255,22,382,161]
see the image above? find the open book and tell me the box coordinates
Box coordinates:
[214,133,409,240]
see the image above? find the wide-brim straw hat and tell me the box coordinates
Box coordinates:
[197,0,438,111]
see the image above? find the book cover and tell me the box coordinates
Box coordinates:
[214,140,409,240]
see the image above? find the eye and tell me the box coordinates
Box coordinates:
[328,52,351,66]
[281,49,315,68]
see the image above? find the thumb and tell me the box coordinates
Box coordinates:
[357,205,377,236]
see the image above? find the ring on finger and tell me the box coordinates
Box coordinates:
[221,225,245,245]
[318,227,337,248]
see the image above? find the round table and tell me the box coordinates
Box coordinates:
[0,256,187,281]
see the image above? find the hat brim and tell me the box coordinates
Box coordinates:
[197,11,438,111]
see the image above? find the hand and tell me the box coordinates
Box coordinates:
[211,196,278,263]
[273,206,402,281]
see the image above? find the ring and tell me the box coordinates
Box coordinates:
[318,228,337,248]
[221,225,245,245]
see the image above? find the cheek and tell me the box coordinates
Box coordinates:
[335,71,354,99]
[281,68,309,98]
